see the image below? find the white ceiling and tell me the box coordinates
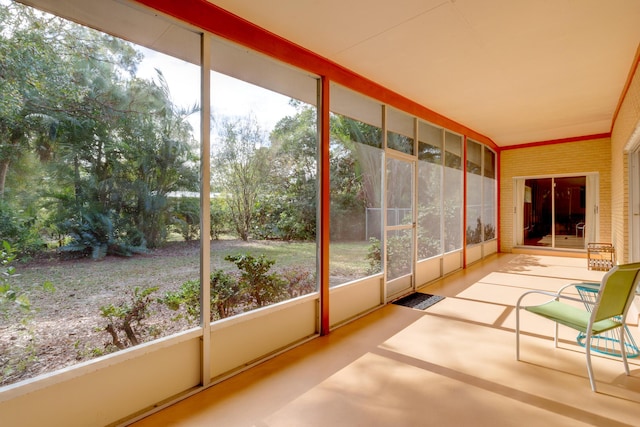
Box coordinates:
[208,0,640,147]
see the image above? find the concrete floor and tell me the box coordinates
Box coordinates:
[130,253,640,426]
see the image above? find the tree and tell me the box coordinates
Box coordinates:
[329,114,383,240]
[265,101,318,241]
[212,115,270,241]
[1,2,200,254]
[0,2,69,198]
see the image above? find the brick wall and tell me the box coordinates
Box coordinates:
[611,58,640,264]
[500,138,611,253]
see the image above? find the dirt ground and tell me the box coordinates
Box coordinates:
[0,240,226,387]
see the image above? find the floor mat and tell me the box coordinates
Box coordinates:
[393,293,445,310]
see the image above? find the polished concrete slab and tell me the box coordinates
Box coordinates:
[131,254,640,426]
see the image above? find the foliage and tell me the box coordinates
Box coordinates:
[417,203,441,259]
[1,2,199,257]
[100,286,159,349]
[212,116,270,241]
[365,238,382,276]
[281,267,316,298]
[170,197,200,242]
[210,197,230,240]
[163,253,310,322]
[209,269,244,319]
[466,218,496,245]
[386,233,412,279]
[0,199,43,257]
[211,102,320,242]
[225,253,288,307]
[0,240,28,315]
[57,210,147,259]
[252,192,313,241]
[0,240,54,384]
[163,269,242,322]
[365,234,413,279]
[466,217,483,245]
[329,113,386,242]
[162,278,200,322]
[265,102,318,241]
[484,223,496,241]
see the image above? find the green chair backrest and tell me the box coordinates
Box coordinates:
[594,263,640,322]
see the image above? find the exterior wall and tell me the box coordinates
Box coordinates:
[610,51,640,264]
[500,138,612,253]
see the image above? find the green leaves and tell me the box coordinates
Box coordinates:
[1,240,31,314]
[100,286,159,349]
[2,1,200,254]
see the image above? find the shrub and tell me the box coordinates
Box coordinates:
[170,197,200,242]
[210,198,230,240]
[210,269,244,319]
[365,237,381,275]
[57,210,147,259]
[225,253,287,307]
[100,286,159,349]
[281,267,316,298]
[164,253,294,323]
[0,200,44,258]
[0,241,27,316]
[163,269,243,322]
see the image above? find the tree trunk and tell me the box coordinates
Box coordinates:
[123,322,139,346]
[105,324,125,349]
[0,159,9,199]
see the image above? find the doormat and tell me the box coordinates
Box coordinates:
[393,293,445,310]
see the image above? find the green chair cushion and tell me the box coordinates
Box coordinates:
[525,301,620,334]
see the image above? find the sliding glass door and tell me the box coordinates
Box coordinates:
[516,175,597,249]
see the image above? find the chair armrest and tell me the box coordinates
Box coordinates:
[516,288,588,309]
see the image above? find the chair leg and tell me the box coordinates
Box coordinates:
[516,307,521,360]
[620,326,631,376]
[585,331,597,392]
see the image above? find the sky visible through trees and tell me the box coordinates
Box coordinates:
[135,45,297,142]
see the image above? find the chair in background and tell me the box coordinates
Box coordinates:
[516,263,640,391]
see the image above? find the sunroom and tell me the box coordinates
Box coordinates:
[1,0,639,426]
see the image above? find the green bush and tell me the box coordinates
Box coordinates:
[0,241,26,315]
[164,253,306,323]
[57,210,147,259]
[0,200,44,258]
[163,269,243,322]
[281,267,316,298]
[365,237,381,275]
[210,198,230,240]
[100,286,159,349]
[225,253,287,308]
[169,197,200,242]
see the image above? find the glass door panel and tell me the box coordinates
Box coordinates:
[554,176,586,249]
[385,156,414,298]
[523,177,586,248]
[523,178,552,246]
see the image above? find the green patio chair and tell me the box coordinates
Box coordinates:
[516,263,640,391]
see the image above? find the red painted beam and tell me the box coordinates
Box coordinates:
[132,0,497,150]
[320,78,330,335]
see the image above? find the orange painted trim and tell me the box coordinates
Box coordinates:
[320,78,331,336]
[462,136,468,267]
[132,0,497,150]
[500,133,611,151]
[496,151,501,253]
[612,42,640,131]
